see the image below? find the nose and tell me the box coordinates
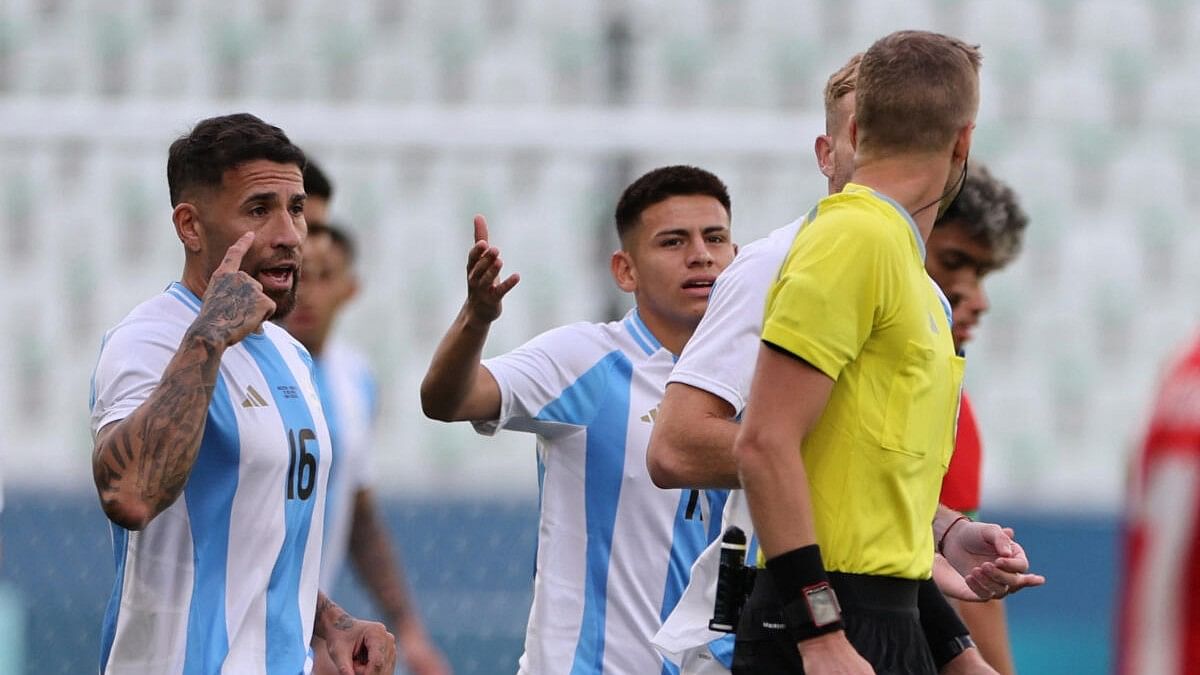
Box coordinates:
[962,281,989,316]
[266,209,303,252]
[688,238,715,267]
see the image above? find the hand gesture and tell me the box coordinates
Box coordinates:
[943,521,1046,600]
[325,617,397,675]
[194,232,276,347]
[464,215,520,324]
[797,631,874,674]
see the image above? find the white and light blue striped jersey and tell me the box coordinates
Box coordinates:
[90,282,331,675]
[475,308,727,675]
[311,341,378,591]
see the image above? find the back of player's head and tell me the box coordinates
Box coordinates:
[303,159,334,202]
[855,31,982,156]
[614,165,731,242]
[167,113,306,206]
[936,162,1028,267]
[305,221,357,265]
[823,52,863,133]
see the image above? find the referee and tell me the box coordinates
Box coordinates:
[733,31,985,674]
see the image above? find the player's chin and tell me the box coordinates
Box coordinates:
[266,285,298,321]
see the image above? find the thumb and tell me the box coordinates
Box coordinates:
[325,639,355,675]
[985,525,1014,557]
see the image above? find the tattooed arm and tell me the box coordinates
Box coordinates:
[315,591,397,674]
[92,233,275,530]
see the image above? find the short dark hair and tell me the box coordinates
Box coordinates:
[614,165,731,240]
[303,159,334,201]
[306,222,357,264]
[936,162,1028,268]
[167,113,306,206]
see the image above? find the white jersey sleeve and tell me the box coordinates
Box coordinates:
[474,322,606,437]
[90,314,186,435]
[669,219,803,415]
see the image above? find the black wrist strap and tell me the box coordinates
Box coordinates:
[766,545,845,642]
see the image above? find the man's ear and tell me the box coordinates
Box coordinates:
[814,134,834,180]
[173,202,203,254]
[610,249,637,293]
[953,122,974,163]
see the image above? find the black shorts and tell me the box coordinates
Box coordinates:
[732,570,964,675]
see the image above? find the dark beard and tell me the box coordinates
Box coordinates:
[266,283,298,320]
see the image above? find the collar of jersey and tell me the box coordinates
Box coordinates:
[624,308,666,358]
[840,183,926,261]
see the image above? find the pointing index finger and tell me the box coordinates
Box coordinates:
[218,232,255,273]
[473,214,489,245]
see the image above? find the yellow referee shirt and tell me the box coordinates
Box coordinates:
[761,183,965,580]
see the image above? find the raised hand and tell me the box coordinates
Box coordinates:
[465,215,520,324]
[943,522,1046,600]
[192,232,277,347]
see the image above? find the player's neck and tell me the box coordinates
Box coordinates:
[849,155,953,241]
[635,308,692,357]
[179,263,210,301]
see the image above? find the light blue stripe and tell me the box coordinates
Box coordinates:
[631,309,663,352]
[705,490,729,543]
[314,360,342,581]
[99,525,129,672]
[869,189,926,259]
[657,488,718,675]
[182,372,239,674]
[168,282,203,313]
[244,336,323,675]
[534,351,632,675]
[623,318,654,357]
[708,634,736,669]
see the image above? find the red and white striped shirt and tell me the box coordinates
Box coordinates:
[1118,338,1200,675]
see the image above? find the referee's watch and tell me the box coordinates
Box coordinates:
[780,581,844,641]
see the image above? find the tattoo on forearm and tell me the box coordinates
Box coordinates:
[93,334,222,519]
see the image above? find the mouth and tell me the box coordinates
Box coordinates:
[681,276,716,298]
[256,263,297,293]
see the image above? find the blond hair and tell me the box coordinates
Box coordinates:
[855,31,982,155]
[823,52,863,133]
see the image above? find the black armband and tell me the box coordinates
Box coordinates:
[765,545,845,642]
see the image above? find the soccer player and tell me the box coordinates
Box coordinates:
[1117,345,1200,674]
[420,166,737,673]
[282,215,450,675]
[927,162,1030,675]
[730,31,1020,674]
[647,54,1037,675]
[89,113,394,674]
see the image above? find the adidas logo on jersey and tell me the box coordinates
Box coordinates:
[241,385,270,408]
[641,406,659,424]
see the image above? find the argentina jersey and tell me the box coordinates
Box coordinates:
[89,282,331,675]
[311,342,378,591]
[475,308,728,675]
